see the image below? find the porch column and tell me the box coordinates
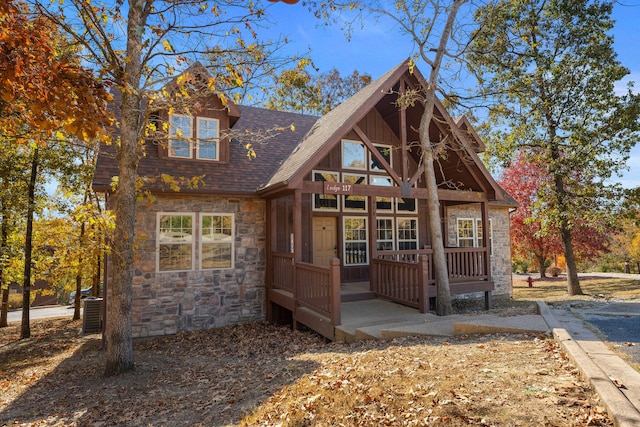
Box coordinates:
[293,191,302,263]
[481,200,493,309]
[292,191,302,329]
[265,199,273,321]
[368,194,377,292]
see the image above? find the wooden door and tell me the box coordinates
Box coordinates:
[313,217,337,267]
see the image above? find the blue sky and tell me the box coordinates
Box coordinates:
[262,1,640,189]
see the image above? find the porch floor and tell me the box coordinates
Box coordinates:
[335,298,550,343]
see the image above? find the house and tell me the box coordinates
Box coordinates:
[93,60,517,340]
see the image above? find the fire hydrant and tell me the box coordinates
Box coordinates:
[527,276,534,288]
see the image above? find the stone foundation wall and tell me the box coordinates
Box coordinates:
[114,195,266,338]
[445,204,512,297]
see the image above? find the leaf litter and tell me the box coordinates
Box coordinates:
[1,318,612,426]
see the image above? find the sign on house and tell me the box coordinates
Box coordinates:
[324,182,353,195]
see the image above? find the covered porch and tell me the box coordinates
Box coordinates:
[258,61,510,341]
[266,248,493,341]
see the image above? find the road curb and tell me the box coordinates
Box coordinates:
[538,301,640,427]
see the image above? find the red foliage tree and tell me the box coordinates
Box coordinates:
[499,153,610,279]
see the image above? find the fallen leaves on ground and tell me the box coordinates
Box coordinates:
[1,318,612,426]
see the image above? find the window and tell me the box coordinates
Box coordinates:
[397,218,418,250]
[344,217,368,265]
[457,219,475,248]
[396,182,417,213]
[196,118,219,160]
[343,173,367,211]
[158,214,194,271]
[370,144,392,171]
[201,214,234,269]
[342,140,366,170]
[477,218,493,255]
[313,170,339,211]
[370,176,394,212]
[157,213,235,272]
[457,218,493,254]
[376,218,394,250]
[396,197,417,213]
[168,114,221,161]
[169,115,192,158]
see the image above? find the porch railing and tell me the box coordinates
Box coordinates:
[269,252,341,327]
[371,255,433,313]
[297,259,341,325]
[445,247,488,282]
[372,247,491,310]
[271,252,295,293]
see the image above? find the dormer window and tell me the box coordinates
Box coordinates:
[169,114,192,158]
[168,114,220,160]
[196,117,219,160]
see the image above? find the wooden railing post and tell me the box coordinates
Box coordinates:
[418,255,428,313]
[329,258,341,326]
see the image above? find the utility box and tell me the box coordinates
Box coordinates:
[82,298,103,334]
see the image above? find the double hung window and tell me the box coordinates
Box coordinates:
[456,218,493,254]
[344,217,368,265]
[157,213,235,272]
[168,114,220,160]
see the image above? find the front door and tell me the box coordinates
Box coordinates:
[312,217,337,267]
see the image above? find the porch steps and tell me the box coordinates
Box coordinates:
[336,300,550,343]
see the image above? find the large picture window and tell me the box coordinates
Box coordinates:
[343,173,367,211]
[342,140,366,170]
[168,114,192,158]
[344,217,368,265]
[201,214,234,269]
[370,176,393,212]
[196,118,219,160]
[370,144,392,171]
[158,213,194,271]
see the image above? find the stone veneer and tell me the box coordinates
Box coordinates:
[124,195,266,338]
[446,204,513,297]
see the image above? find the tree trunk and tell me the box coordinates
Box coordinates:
[0,287,8,328]
[551,156,583,295]
[0,207,9,328]
[561,225,582,295]
[21,147,39,339]
[424,147,451,315]
[73,196,88,321]
[417,0,463,316]
[535,253,547,279]
[104,0,147,376]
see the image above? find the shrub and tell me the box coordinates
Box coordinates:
[8,294,22,309]
[547,266,562,277]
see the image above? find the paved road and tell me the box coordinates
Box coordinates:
[7,305,78,323]
[566,301,640,364]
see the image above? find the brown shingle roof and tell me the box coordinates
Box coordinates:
[93,105,318,195]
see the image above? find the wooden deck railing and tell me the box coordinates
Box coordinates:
[296,259,341,325]
[269,247,491,339]
[271,252,295,293]
[268,254,341,338]
[372,247,491,310]
[371,255,432,313]
[445,247,488,282]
